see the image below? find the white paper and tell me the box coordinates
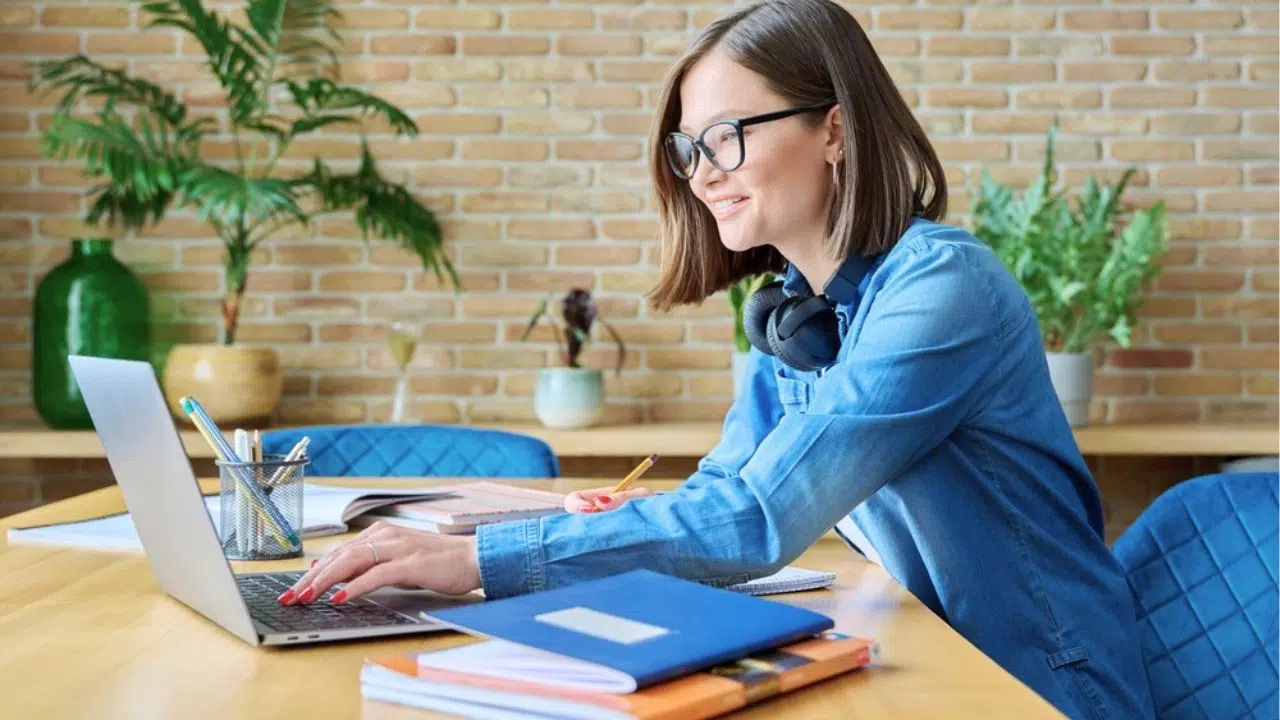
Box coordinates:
[535,606,670,646]
[415,639,637,694]
[728,566,837,595]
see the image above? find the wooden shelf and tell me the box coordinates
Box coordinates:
[0,421,1275,460]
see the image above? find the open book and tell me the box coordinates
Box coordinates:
[363,630,877,720]
[5,484,453,552]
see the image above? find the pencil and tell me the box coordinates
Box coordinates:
[612,453,658,494]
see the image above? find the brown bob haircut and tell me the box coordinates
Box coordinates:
[647,0,947,312]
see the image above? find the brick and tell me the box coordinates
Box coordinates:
[600,61,672,82]
[1157,167,1242,187]
[554,86,643,109]
[1156,270,1247,292]
[600,10,686,30]
[1153,323,1243,345]
[507,270,596,291]
[413,166,501,188]
[459,348,546,370]
[601,114,654,135]
[556,140,643,161]
[508,218,595,241]
[1248,114,1279,134]
[461,245,548,267]
[0,7,33,27]
[972,113,1055,134]
[87,33,177,55]
[413,59,499,81]
[335,8,409,29]
[882,60,963,84]
[968,10,1054,30]
[1154,61,1241,82]
[1204,36,1275,57]
[415,9,501,28]
[1015,37,1102,58]
[461,140,549,161]
[463,35,550,56]
[1111,401,1201,423]
[1203,297,1278,320]
[375,36,456,56]
[1249,8,1279,29]
[556,245,642,266]
[41,7,128,27]
[553,191,643,214]
[600,219,657,240]
[1205,88,1278,109]
[559,35,644,56]
[1205,192,1278,213]
[1109,87,1196,109]
[879,9,963,30]
[1110,140,1194,162]
[924,88,1007,108]
[365,138,453,161]
[1109,349,1193,369]
[441,218,502,242]
[1133,298,1194,321]
[460,87,548,109]
[1018,139,1100,162]
[464,401,537,424]
[508,9,593,29]
[1111,36,1195,56]
[869,37,921,57]
[507,59,595,82]
[651,401,732,423]
[1202,349,1279,371]
[509,167,590,188]
[648,348,729,370]
[277,399,367,425]
[1203,245,1280,266]
[461,192,549,213]
[1204,141,1278,162]
[1254,274,1279,293]
[366,345,456,372]
[1124,190,1197,214]
[918,112,965,136]
[928,139,1008,162]
[0,112,26,131]
[1017,88,1101,110]
[1150,113,1241,135]
[1156,10,1243,29]
[413,113,502,135]
[1251,62,1280,81]
[1251,219,1279,241]
[364,84,454,109]
[1251,167,1279,184]
[600,270,659,292]
[1093,373,1151,396]
[1063,62,1147,83]
[606,375,684,398]
[1063,115,1149,135]
[646,33,698,57]
[1248,325,1279,344]
[1154,374,1243,397]
[927,36,1009,57]
[272,245,363,266]
[0,32,78,55]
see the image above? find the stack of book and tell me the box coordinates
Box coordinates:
[360,569,879,719]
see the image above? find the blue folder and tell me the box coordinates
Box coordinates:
[421,568,835,690]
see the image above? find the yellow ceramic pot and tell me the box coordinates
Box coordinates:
[161,344,283,427]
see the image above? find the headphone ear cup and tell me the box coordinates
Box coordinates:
[767,297,841,372]
[742,281,785,356]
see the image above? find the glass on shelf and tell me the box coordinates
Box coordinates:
[387,315,422,424]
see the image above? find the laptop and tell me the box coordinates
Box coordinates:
[67,354,480,647]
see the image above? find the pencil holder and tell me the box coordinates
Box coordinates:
[216,453,308,561]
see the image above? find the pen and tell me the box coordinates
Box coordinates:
[612,453,658,494]
[180,397,299,548]
[265,436,309,488]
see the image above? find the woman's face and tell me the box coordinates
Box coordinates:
[674,51,837,255]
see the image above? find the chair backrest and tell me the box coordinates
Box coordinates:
[262,424,560,479]
[1111,471,1278,720]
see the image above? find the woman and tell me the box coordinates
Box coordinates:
[281,1,1154,718]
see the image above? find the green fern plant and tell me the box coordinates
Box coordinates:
[970,120,1169,355]
[26,0,459,344]
[728,274,773,353]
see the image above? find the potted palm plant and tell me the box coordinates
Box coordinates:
[26,0,458,426]
[521,289,626,429]
[727,274,773,397]
[971,121,1169,427]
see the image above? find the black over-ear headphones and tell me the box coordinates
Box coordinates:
[742,252,881,372]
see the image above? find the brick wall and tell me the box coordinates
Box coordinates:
[0,4,1276,519]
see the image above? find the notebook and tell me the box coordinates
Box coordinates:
[730,566,836,596]
[350,481,569,534]
[5,484,453,551]
[361,630,879,720]
[419,568,836,692]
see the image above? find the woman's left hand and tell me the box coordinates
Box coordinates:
[278,521,481,606]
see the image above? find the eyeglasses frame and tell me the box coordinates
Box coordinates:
[664,102,836,179]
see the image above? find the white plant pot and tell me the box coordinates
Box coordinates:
[731,351,750,398]
[534,367,604,429]
[1046,352,1094,427]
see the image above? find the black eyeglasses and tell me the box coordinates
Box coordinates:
[663,103,835,180]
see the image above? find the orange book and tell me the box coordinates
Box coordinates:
[360,631,879,720]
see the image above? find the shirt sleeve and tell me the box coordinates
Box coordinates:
[475,243,1006,599]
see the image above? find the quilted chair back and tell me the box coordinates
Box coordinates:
[261,424,560,479]
[1112,471,1278,720]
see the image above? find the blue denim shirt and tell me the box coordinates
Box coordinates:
[477,218,1155,720]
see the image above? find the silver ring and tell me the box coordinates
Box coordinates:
[366,542,380,564]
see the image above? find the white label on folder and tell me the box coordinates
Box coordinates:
[534,607,670,645]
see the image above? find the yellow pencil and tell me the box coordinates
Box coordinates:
[612,453,658,494]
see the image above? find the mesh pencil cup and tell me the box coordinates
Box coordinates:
[216,453,308,561]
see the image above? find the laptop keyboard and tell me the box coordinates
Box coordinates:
[237,572,421,634]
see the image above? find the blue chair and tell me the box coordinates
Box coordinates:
[1112,471,1278,720]
[261,424,560,479]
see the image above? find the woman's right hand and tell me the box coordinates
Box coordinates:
[564,485,655,513]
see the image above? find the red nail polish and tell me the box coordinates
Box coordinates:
[277,589,295,605]
[311,559,317,568]
[598,495,613,504]
[298,586,316,603]
[331,589,347,605]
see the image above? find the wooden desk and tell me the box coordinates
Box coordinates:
[0,420,1276,460]
[0,477,1066,719]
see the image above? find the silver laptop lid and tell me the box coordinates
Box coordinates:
[67,355,259,645]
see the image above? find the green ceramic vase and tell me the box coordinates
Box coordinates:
[32,238,151,428]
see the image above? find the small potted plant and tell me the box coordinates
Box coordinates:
[521,289,626,429]
[26,0,458,426]
[971,120,1169,427]
[727,274,773,396]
